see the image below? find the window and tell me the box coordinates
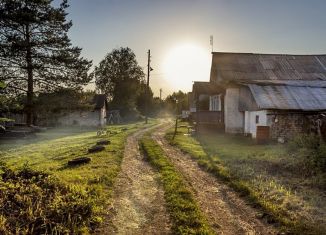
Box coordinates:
[255,115,259,124]
[209,95,221,111]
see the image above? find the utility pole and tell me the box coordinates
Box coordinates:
[210,35,213,52]
[159,88,162,101]
[145,49,151,124]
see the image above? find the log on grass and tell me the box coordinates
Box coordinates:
[96,140,110,145]
[88,145,105,153]
[68,157,91,166]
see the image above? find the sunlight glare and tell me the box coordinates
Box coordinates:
[163,43,211,92]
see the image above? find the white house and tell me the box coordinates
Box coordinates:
[192,52,326,141]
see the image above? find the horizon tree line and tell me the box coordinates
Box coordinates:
[0,0,188,124]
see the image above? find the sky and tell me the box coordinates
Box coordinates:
[58,0,326,97]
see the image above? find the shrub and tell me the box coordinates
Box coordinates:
[288,134,326,174]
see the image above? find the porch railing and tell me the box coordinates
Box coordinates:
[194,111,223,124]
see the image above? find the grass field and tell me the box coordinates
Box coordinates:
[166,123,326,235]
[0,121,155,233]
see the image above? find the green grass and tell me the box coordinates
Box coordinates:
[166,123,326,235]
[140,134,214,235]
[0,164,98,234]
[0,121,156,233]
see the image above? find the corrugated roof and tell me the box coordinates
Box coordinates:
[247,84,326,111]
[210,53,326,82]
[192,81,223,96]
[240,80,326,87]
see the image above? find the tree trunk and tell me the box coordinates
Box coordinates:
[25,24,33,126]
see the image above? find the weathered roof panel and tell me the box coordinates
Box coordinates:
[241,80,326,87]
[210,53,326,83]
[192,81,223,97]
[248,84,326,111]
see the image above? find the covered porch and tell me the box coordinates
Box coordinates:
[191,81,225,131]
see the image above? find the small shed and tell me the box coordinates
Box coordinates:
[239,80,326,140]
[58,94,108,127]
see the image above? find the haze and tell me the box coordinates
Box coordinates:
[60,0,326,96]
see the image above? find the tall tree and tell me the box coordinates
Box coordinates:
[0,0,92,125]
[136,81,154,116]
[92,47,145,116]
[165,90,188,113]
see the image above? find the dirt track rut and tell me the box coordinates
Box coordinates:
[105,125,171,235]
[152,125,278,235]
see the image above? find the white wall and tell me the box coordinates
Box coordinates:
[244,110,269,138]
[58,109,106,127]
[224,88,244,133]
[100,106,107,126]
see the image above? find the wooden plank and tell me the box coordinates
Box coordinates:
[256,126,270,144]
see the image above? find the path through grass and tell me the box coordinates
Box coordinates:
[166,123,326,235]
[140,133,214,235]
[0,121,156,233]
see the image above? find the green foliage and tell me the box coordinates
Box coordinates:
[0,0,92,124]
[0,117,14,122]
[288,134,326,175]
[0,163,98,234]
[140,135,214,235]
[136,81,154,115]
[92,47,145,117]
[0,0,92,91]
[164,91,188,114]
[36,88,95,112]
[0,93,25,113]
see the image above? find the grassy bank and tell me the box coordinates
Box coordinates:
[166,124,326,235]
[0,121,155,233]
[140,134,214,235]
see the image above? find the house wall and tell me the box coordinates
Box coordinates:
[269,113,308,141]
[224,88,244,133]
[244,110,269,138]
[239,86,258,111]
[58,110,103,126]
[188,92,196,112]
[100,106,107,126]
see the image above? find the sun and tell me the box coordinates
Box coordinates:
[163,43,211,92]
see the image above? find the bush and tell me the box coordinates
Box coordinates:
[288,134,326,174]
[0,163,99,234]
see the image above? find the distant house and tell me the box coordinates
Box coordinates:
[58,94,107,127]
[193,52,326,141]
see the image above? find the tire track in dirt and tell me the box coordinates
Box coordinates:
[103,125,171,235]
[152,125,278,235]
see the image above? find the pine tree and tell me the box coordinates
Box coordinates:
[0,0,92,125]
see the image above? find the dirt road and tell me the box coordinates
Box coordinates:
[104,125,171,235]
[152,125,278,235]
